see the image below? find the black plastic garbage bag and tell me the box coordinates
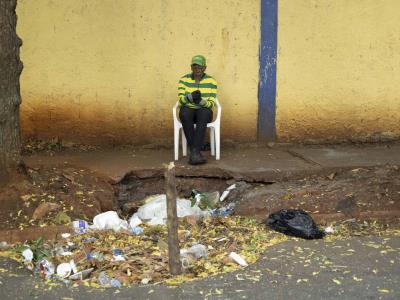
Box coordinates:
[264,209,325,239]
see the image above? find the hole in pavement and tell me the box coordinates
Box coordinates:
[117,174,274,215]
[115,165,400,225]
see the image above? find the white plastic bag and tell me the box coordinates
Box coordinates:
[132,194,208,225]
[180,244,208,259]
[92,211,128,232]
[129,214,142,228]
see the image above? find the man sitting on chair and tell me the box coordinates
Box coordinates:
[178,55,217,165]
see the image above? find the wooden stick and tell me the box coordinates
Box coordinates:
[165,162,181,275]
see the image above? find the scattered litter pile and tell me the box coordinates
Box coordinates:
[4,189,288,288]
[6,183,387,288]
[11,216,286,287]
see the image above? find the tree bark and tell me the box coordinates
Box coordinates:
[0,0,23,183]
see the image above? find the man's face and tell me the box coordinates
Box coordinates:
[191,64,206,77]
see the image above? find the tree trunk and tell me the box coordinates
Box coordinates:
[0,0,23,183]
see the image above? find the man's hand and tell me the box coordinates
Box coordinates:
[192,90,202,104]
[185,93,194,103]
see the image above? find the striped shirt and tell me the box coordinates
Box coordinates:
[178,73,217,109]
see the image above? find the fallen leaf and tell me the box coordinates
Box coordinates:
[327,173,336,180]
[332,279,341,285]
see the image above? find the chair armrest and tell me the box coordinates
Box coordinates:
[215,98,222,124]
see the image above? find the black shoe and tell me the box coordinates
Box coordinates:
[189,149,207,165]
[201,143,211,152]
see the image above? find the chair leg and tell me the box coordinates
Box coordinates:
[174,126,180,160]
[210,128,215,156]
[182,129,187,157]
[215,126,220,160]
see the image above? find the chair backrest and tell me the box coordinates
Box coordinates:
[173,98,221,124]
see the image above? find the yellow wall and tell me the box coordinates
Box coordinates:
[17,0,260,145]
[18,0,400,145]
[276,0,400,143]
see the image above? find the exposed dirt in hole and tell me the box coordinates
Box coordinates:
[0,164,117,230]
[234,165,400,223]
[118,165,400,225]
[1,159,399,231]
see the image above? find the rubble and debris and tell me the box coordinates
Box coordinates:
[9,181,377,288]
[38,259,55,278]
[219,184,237,202]
[7,209,285,287]
[191,190,220,209]
[211,203,236,217]
[3,190,398,288]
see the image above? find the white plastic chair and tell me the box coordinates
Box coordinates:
[173,98,221,161]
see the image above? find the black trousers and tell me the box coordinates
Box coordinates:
[179,106,212,151]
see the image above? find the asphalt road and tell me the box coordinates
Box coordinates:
[0,235,399,300]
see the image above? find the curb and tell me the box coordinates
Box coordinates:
[118,165,368,184]
[312,211,400,224]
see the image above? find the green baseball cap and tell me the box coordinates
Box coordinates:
[191,55,206,66]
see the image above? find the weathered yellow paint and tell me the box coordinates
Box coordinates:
[276,0,400,142]
[17,0,260,145]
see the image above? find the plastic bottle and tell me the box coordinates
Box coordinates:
[212,202,236,217]
[131,226,144,235]
[38,259,56,278]
[72,220,89,234]
[110,279,122,288]
[98,271,111,286]
[98,272,121,288]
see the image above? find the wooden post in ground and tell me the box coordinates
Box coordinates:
[165,162,182,275]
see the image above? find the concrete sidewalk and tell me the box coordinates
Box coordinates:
[24,142,400,182]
